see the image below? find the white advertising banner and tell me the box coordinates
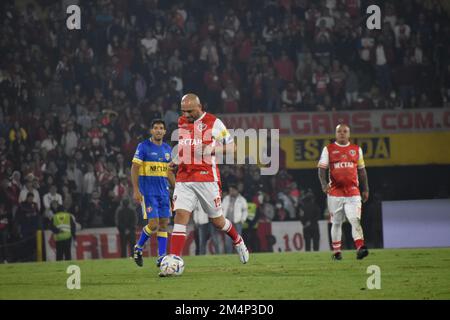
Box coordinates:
[270,220,330,252]
[382,199,450,248]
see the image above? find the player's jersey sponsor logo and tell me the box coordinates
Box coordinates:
[197,123,207,131]
[333,162,355,169]
[179,138,203,145]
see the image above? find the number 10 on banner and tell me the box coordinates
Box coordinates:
[282,233,304,251]
[271,222,305,252]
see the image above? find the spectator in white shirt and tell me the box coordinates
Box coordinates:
[61,122,78,157]
[222,185,248,254]
[41,132,58,152]
[43,185,62,217]
[141,30,158,56]
[19,179,41,212]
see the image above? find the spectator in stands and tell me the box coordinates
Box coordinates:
[19,178,41,212]
[299,191,321,251]
[43,185,63,218]
[0,203,10,263]
[115,198,136,258]
[221,80,240,113]
[15,192,39,261]
[193,204,210,255]
[222,185,248,254]
[281,82,302,110]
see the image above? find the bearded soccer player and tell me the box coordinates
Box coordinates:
[160,94,249,276]
[131,119,175,267]
[318,124,370,260]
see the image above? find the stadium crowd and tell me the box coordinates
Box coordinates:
[0,0,449,262]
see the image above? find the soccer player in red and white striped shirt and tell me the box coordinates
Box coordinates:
[318,124,370,260]
[161,94,249,276]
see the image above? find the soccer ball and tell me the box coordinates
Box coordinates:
[159,254,185,276]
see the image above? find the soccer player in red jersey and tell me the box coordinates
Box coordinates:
[161,94,249,276]
[318,124,370,260]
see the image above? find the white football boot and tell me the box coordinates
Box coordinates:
[235,238,249,264]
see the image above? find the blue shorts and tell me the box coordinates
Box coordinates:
[141,195,171,220]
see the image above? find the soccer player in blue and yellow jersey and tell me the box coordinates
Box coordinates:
[131,119,175,267]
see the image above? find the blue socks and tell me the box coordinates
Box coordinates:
[136,225,152,250]
[135,227,168,258]
[157,231,168,257]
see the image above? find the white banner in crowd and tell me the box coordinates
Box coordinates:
[271,221,330,252]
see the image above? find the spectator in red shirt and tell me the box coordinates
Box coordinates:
[274,51,295,84]
[312,65,330,102]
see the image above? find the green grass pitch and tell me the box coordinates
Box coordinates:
[1,248,449,300]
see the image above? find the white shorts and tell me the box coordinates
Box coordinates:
[173,182,223,218]
[327,195,362,224]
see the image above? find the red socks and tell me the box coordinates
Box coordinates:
[222,219,242,245]
[354,239,365,250]
[169,224,187,256]
[170,219,243,256]
[332,241,342,253]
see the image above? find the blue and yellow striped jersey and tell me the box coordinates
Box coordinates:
[132,139,172,197]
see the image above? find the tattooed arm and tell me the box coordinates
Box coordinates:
[318,168,330,194]
[358,167,369,203]
[318,146,330,194]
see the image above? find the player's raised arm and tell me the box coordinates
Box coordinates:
[318,146,330,194]
[357,147,369,203]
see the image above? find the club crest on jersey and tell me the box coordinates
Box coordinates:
[197,122,207,131]
[146,206,153,213]
[165,153,170,161]
[349,150,356,156]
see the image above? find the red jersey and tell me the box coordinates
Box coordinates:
[318,142,365,197]
[176,112,233,183]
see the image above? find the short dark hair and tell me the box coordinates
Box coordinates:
[151,119,166,129]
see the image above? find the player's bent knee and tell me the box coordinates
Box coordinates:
[174,209,191,224]
[158,218,169,231]
[211,216,225,229]
[147,219,159,232]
